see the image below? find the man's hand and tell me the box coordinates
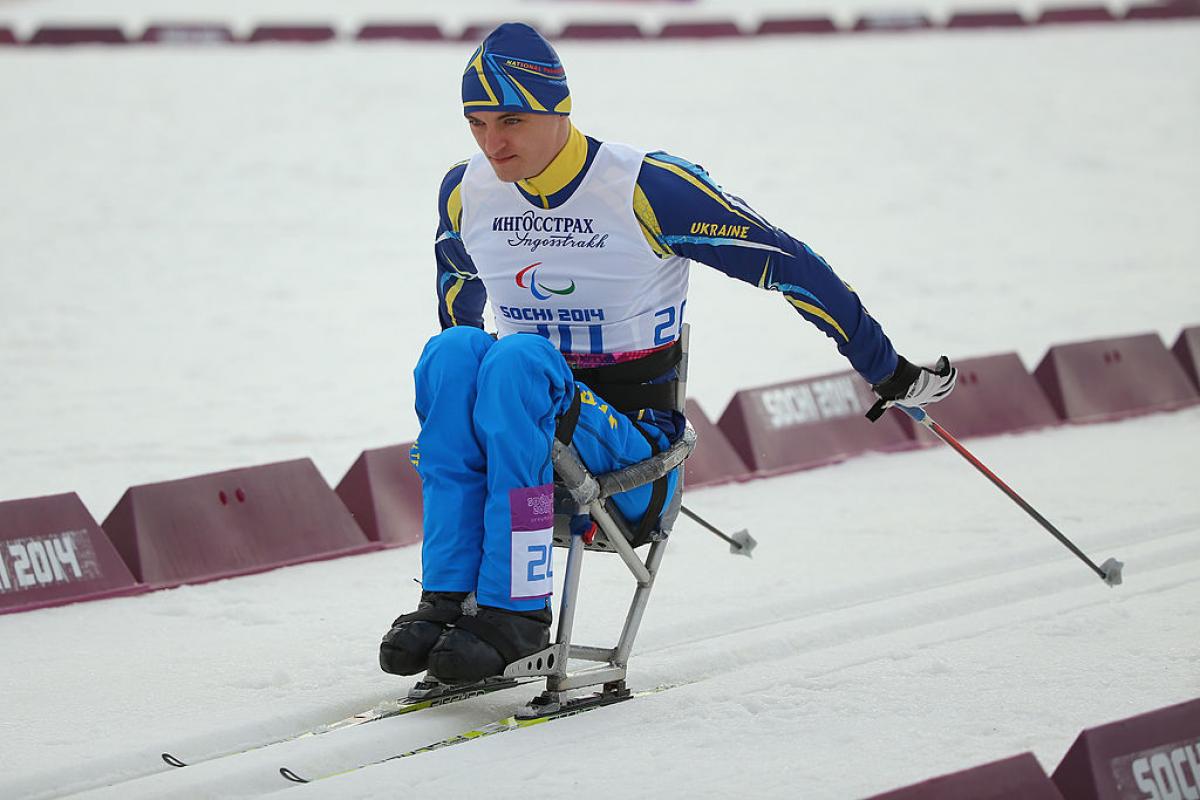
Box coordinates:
[865,356,957,421]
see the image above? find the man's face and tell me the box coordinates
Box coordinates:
[466,112,570,183]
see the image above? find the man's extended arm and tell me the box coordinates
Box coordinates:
[435,161,487,329]
[634,152,898,384]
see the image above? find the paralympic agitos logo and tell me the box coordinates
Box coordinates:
[515,262,576,300]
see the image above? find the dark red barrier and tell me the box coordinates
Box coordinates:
[717,369,916,476]
[103,459,373,589]
[946,10,1028,28]
[755,17,839,35]
[335,443,423,549]
[459,23,537,42]
[141,24,234,44]
[557,23,645,39]
[28,27,128,45]
[1172,326,1200,389]
[866,752,1064,799]
[1051,697,1200,800]
[683,399,752,489]
[1033,333,1199,423]
[897,352,1061,442]
[853,13,934,31]
[1126,1,1200,20]
[356,23,444,41]
[1037,6,1118,24]
[1,28,16,45]
[658,21,743,38]
[246,25,337,43]
[1,493,143,615]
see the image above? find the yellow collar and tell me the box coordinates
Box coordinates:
[518,124,586,206]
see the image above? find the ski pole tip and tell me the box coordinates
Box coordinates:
[1100,557,1124,587]
[730,530,757,558]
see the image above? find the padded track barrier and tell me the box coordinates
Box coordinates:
[1032,333,1200,423]
[1126,0,1200,20]
[103,458,373,589]
[1037,5,1118,23]
[0,493,142,615]
[946,10,1029,28]
[1172,326,1200,389]
[898,352,1062,442]
[853,13,934,31]
[28,26,127,45]
[140,24,234,44]
[683,399,752,489]
[246,25,337,44]
[658,21,743,38]
[10,6,1200,49]
[756,17,839,34]
[718,369,915,476]
[459,23,536,42]
[557,22,645,39]
[356,23,444,41]
[1051,697,1200,800]
[335,443,424,548]
[866,752,1064,799]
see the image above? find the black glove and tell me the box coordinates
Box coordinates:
[865,355,957,422]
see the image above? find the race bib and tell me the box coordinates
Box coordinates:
[509,484,554,600]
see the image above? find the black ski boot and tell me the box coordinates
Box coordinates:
[379,591,468,676]
[427,603,552,684]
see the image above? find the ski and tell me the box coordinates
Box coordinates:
[160,676,533,768]
[278,683,674,784]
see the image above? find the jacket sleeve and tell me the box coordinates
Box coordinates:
[634,151,899,384]
[435,161,487,329]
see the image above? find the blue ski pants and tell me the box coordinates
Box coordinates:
[411,326,677,612]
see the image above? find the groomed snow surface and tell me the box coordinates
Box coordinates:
[2,12,1199,800]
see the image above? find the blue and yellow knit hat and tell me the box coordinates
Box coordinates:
[462,23,571,116]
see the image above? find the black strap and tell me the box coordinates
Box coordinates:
[569,341,682,414]
[556,387,582,445]
[569,341,681,386]
[630,423,671,544]
[587,382,677,415]
[451,615,522,666]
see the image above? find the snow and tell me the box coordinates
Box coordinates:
[1,7,1198,799]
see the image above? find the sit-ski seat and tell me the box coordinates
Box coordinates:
[501,325,696,718]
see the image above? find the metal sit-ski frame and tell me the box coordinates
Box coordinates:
[502,325,696,718]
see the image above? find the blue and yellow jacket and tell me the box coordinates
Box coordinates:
[434,125,899,387]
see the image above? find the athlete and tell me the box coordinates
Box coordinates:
[380,23,957,684]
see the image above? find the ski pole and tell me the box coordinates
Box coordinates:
[680,505,757,557]
[893,405,1123,587]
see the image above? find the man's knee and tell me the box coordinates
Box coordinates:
[478,334,569,385]
[416,326,494,382]
[475,334,575,418]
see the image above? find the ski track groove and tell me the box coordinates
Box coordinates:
[56,516,1198,799]
[640,514,1198,661]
